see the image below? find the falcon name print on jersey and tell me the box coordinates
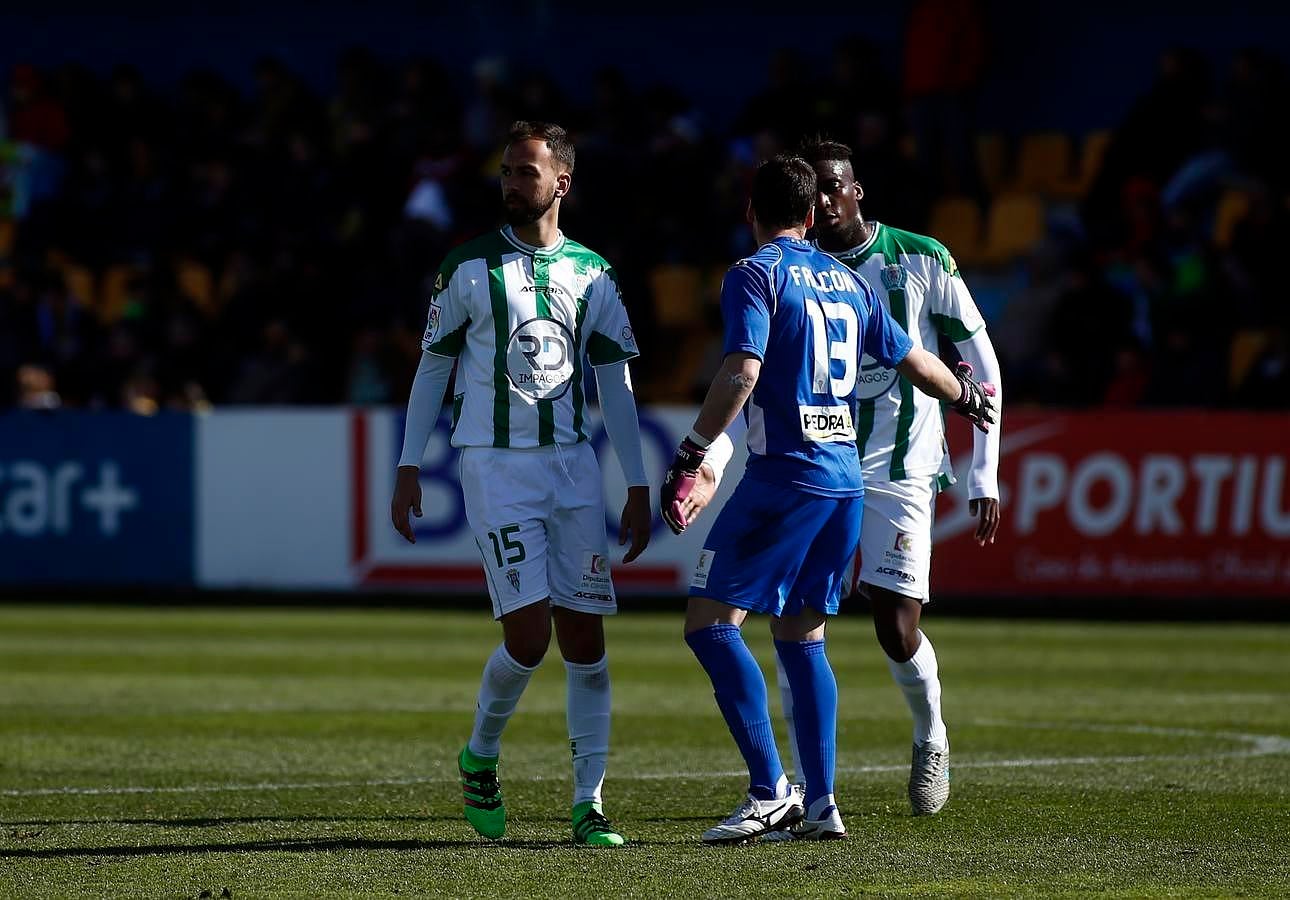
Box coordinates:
[423,226,637,448]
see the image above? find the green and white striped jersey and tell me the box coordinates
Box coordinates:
[422,226,638,449]
[822,222,986,485]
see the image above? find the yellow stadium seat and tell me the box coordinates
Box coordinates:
[175,258,215,312]
[928,196,984,266]
[61,263,96,308]
[1229,329,1271,390]
[1076,130,1112,187]
[650,264,704,328]
[1015,132,1073,194]
[980,192,1045,264]
[99,264,140,323]
[975,133,1008,195]
[1213,189,1252,249]
[1052,129,1113,200]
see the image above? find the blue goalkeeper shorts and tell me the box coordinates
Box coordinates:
[688,475,863,617]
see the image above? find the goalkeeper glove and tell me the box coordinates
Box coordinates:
[660,435,708,534]
[950,361,998,432]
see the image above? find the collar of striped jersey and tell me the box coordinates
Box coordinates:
[500,225,567,256]
[817,220,881,261]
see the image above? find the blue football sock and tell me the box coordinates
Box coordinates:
[686,624,786,800]
[774,638,837,814]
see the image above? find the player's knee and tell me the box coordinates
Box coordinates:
[553,607,606,664]
[877,628,918,663]
[869,592,920,662]
[504,621,552,668]
[505,633,549,668]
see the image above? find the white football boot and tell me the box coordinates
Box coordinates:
[701,790,804,845]
[762,786,847,841]
[909,740,950,815]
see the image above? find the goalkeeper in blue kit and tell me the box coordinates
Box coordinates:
[659,155,994,844]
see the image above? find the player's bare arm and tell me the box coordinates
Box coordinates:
[694,355,761,440]
[660,354,761,533]
[895,350,996,432]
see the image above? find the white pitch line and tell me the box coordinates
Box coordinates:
[3,719,1286,800]
[2,749,1285,798]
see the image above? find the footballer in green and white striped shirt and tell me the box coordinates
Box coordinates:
[391,122,649,850]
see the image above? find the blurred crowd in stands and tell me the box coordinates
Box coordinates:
[2,23,1288,412]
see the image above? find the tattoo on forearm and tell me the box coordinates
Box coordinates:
[726,372,756,391]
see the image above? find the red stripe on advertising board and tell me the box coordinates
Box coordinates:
[351,411,367,566]
[932,411,1290,598]
[361,564,679,589]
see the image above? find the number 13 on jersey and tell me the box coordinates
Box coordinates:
[801,298,858,443]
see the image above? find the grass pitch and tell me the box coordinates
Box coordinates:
[0,605,1287,898]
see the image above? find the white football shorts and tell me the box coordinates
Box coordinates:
[849,475,939,603]
[459,442,617,619]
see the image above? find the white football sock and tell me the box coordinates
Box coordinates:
[775,656,804,784]
[886,630,947,751]
[468,644,538,759]
[566,655,611,806]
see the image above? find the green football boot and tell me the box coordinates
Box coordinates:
[572,801,626,847]
[458,745,505,839]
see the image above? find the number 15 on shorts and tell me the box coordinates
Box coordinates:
[487,524,526,568]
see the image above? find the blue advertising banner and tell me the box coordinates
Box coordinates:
[0,413,194,584]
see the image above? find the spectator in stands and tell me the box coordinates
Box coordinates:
[0,40,1285,414]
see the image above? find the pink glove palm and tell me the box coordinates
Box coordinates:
[660,437,707,534]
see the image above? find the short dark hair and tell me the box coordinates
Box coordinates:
[507,120,575,173]
[750,155,816,230]
[800,138,853,167]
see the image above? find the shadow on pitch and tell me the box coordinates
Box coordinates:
[0,836,600,858]
[3,814,445,828]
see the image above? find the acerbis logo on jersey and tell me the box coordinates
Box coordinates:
[874,565,917,584]
[799,404,856,443]
[506,318,575,400]
[855,353,898,400]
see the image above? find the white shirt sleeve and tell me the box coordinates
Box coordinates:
[594,360,649,487]
[587,267,640,366]
[397,351,455,468]
[953,329,1002,501]
[422,263,471,357]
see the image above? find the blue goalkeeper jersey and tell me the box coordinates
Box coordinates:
[721,236,913,497]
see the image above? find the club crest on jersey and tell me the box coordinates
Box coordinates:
[506,317,576,400]
[880,264,907,291]
[506,568,521,593]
